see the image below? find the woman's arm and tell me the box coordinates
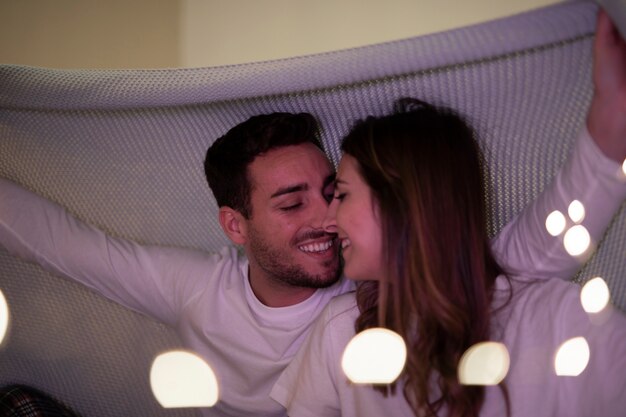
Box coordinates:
[491,10,626,280]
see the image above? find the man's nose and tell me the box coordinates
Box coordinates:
[322,198,338,233]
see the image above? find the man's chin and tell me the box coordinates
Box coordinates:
[310,266,342,288]
[313,276,340,289]
[266,254,341,289]
[284,268,338,289]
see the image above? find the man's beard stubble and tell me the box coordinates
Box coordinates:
[248,227,341,289]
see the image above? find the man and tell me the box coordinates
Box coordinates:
[1,11,625,415]
[204,113,344,307]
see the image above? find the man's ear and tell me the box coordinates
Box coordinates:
[219,207,248,245]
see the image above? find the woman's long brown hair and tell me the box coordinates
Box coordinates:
[341,98,508,417]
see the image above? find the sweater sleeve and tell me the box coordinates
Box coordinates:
[548,279,626,416]
[0,177,218,325]
[490,127,626,280]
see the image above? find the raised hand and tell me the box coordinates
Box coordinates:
[586,8,626,162]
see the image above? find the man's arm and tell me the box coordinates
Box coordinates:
[0,177,211,325]
[491,10,626,279]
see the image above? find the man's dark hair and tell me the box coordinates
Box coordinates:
[204,112,323,218]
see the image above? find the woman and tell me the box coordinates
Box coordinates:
[271,12,626,417]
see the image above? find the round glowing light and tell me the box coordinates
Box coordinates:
[150,351,218,408]
[554,337,590,376]
[567,200,585,224]
[622,158,626,176]
[342,328,407,384]
[563,225,591,256]
[458,342,510,385]
[545,210,566,237]
[581,277,610,313]
[0,289,8,345]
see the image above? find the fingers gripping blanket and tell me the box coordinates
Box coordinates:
[0,1,623,416]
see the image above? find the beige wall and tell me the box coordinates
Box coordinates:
[0,0,179,69]
[181,0,562,68]
[0,0,561,69]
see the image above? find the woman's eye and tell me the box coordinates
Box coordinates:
[334,193,347,201]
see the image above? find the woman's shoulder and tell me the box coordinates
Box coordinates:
[494,274,581,310]
[493,274,626,341]
[491,274,585,340]
[317,291,360,332]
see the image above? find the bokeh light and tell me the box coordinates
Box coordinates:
[458,342,510,385]
[554,337,590,376]
[563,225,590,256]
[581,277,610,313]
[342,328,406,384]
[0,289,8,345]
[622,158,626,176]
[150,350,218,408]
[545,210,566,237]
[567,200,585,224]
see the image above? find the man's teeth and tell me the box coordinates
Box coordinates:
[341,239,351,249]
[299,241,333,253]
